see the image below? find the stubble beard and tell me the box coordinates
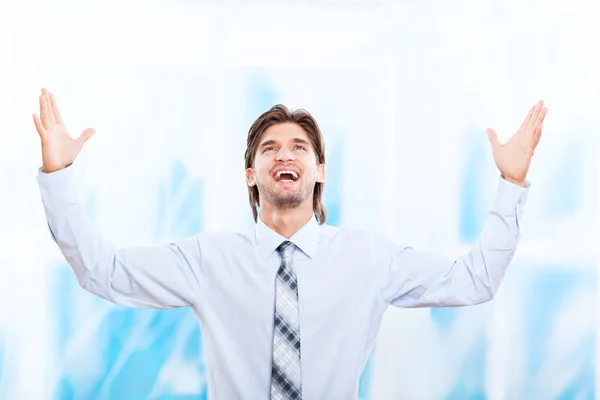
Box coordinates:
[257,179,313,210]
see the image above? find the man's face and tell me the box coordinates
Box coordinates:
[246,122,325,210]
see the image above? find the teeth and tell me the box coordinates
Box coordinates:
[276,170,299,180]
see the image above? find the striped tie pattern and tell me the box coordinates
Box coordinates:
[270,241,302,399]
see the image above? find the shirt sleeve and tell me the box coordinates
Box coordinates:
[380,176,529,308]
[37,165,201,309]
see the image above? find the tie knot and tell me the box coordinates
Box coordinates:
[276,241,296,260]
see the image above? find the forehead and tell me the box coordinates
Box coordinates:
[260,123,310,142]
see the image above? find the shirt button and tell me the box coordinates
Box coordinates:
[518,198,523,204]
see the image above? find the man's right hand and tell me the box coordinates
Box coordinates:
[33,88,96,173]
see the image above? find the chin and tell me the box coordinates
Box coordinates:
[270,192,307,209]
[274,192,301,202]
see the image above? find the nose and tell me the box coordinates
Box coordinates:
[275,147,295,162]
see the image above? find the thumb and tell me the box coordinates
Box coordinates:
[76,128,96,147]
[486,128,500,150]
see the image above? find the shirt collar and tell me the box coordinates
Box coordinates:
[256,213,320,261]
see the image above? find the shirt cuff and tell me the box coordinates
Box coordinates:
[493,175,530,218]
[36,164,80,210]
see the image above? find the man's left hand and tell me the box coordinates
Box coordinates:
[487,100,548,187]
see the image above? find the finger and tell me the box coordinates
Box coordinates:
[76,128,96,148]
[525,100,544,133]
[49,92,63,124]
[519,105,535,132]
[533,106,548,130]
[43,89,56,124]
[42,88,55,124]
[486,128,501,151]
[532,124,543,149]
[32,114,47,138]
[39,95,51,128]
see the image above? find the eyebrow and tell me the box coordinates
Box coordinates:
[259,138,311,148]
[259,140,277,149]
[292,138,311,146]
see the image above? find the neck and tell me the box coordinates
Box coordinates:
[259,201,314,239]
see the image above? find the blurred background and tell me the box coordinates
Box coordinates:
[1,0,599,398]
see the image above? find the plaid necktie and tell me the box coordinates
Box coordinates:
[270,241,302,399]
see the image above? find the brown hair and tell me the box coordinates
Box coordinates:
[244,104,327,224]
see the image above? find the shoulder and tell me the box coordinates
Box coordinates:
[196,223,256,250]
[194,228,256,249]
[318,224,397,252]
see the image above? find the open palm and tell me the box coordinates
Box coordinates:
[33,88,95,173]
[487,100,547,187]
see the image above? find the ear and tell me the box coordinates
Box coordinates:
[316,163,326,183]
[246,168,257,187]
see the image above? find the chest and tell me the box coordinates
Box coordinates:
[202,245,380,330]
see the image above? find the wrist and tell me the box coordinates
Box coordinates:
[42,162,72,174]
[502,174,526,187]
[42,166,62,174]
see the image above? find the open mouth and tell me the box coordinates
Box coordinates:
[273,169,300,183]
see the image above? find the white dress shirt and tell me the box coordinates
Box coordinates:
[37,165,529,399]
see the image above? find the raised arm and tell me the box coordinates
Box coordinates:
[380,101,547,307]
[34,88,201,309]
[380,176,528,307]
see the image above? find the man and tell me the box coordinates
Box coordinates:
[34,87,547,399]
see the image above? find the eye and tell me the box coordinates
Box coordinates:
[263,146,275,153]
[294,145,306,151]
